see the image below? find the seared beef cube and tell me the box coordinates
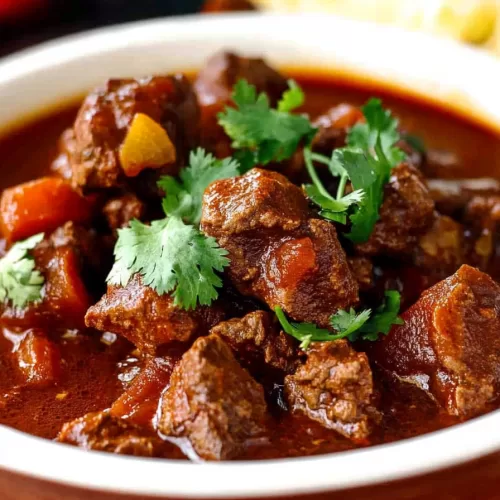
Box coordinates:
[413,214,464,280]
[158,335,268,461]
[348,257,374,292]
[103,193,146,231]
[15,329,61,388]
[85,275,224,353]
[370,265,500,417]
[357,164,435,256]
[312,104,363,155]
[211,311,299,374]
[195,52,288,108]
[203,0,256,12]
[464,195,500,272]
[63,76,199,191]
[427,178,500,216]
[57,411,182,458]
[285,340,376,442]
[201,169,359,327]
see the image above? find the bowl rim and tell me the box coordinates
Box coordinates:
[1,12,500,498]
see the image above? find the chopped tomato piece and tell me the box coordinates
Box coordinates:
[15,329,61,388]
[111,356,179,428]
[0,177,92,242]
[43,247,92,329]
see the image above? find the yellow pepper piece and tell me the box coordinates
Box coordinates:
[119,113,177,177]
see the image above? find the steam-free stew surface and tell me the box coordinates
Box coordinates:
[0,70,499,460]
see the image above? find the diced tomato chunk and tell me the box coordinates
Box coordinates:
[0,177,92,241]
[15,329,61,387]
[111,356,179,428]
[43,247,92,329]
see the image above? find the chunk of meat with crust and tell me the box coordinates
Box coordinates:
[464,195,500,272]
[195,51,288,108]
[57,411,184,458]
[103,193,146,231]
[85,275,225,353]
[356,163,435,256]
[285,340,376,442]
[413,214,464,280]
[370,265,500,417]
[427,178,500,216]
[158,335,268,461]
[311,104,363,155]
[348,256,374,292]
[201,169,359,327]
[211,311,299,374]
[61,75,199,192]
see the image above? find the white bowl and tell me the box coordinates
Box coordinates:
[0,13,500,499]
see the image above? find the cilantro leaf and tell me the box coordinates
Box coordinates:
[0,233,45,308]
[277,80,305,112]
[158,148,240,225]
[333,139,393,243]
[348,98,406,167]
[303,147,365,225]
[107,216,229,310]
[357,290,404,341]
[275,290,403,348]
[218,79,316,172]
[330,308,371,338]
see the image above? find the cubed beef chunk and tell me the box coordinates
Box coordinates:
[61,75,199,192]
[202,0,256,12]
[57,411,183,458]
[356,163,435,256]
[370,265,500,417]
[14,329,61,388]
[311,104,363,155]
[285,340,376,442]
[195,52,288,108]
[413,214,464,280]
[211,311,299,374]
[158,335,268,461]
[103,193,146,231]
[427,178,500,216]
[464,195,500,272]
[348,257,374,292]
[201,169,359,327]
[85,275,224,353]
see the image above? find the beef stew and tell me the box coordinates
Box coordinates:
[0,52,499,461]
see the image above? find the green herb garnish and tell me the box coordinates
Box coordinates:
[275,290,403,349]
[0,233,45,308]
[218,79,316,172]
[108,150,232,310]
[158,148,240,225]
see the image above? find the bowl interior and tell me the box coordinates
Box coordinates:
[0,13,500,498]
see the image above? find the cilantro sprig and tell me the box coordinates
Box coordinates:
[0,233,45,308]
[218,79,316,172]
[275,290,403,350]
[159,148,240,225]
[304,99,406,243]
[107,149,231,310]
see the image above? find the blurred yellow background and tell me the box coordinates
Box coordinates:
[254,0,500,55]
